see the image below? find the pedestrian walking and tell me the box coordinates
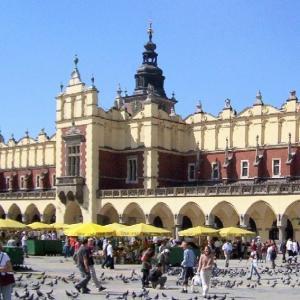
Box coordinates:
[222,240,232,267]
[286,238,293,263]
[141,248,154,288]
[181,241,196,293]
[0,242,15,300]
[197,246,215,298]
[74,238,91,294]
[247,249,261,281]
[102,240,114,269]
[87,238,106,292]
[21,232,28,258]
[292,239,298,263]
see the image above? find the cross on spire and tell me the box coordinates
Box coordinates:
[147,21,153,42]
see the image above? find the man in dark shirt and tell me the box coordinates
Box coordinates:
[149,263,167,289]
[75,238,91,294]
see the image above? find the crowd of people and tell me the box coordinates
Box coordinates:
[1,230,300,299]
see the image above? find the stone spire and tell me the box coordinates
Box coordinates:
[134,22,166,97]
[68,55,82,86]
[254,90,263,105]
[114,84,124,109]
[0,130,4,143]
[196,101,203,113]
[288,90,298,101]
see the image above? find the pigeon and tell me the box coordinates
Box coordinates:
[161,292,167,298]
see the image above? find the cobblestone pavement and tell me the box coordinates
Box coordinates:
[11,255,300,300]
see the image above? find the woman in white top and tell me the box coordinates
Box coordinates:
[0,242,14,300]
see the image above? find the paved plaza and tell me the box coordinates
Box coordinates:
[11,255,300,300]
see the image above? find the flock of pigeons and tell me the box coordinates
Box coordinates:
[11,261,300,300]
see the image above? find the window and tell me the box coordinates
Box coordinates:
[20,176,24,189]
[127,157,138,183]
[67,145,80,176]
[188,163,196,181]
[240,160,249,178]
[211,162,219,180]
[5,177,9,190]
[36,175,40,188]
[52,174,56,186]
[272,159,281,177]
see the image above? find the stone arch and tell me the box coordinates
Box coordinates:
[24,204,41,224]
[64,202,83,224]
[43,204,56,224]
[149,202,174,230]
[178,202,205,229]
[0,205,5,219]
[245,200,277,240]
[98,203,119,225]
[8,204,22,222]
[282,200,300,240]
[123,203,145,225]
[210,201,239,228]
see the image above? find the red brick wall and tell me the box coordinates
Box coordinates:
[0,167,56,191]
[156,146,300,186]
[99,150,144,189]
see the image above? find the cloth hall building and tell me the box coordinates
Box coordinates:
[1,27,300,241]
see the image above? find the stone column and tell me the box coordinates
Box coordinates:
[145,214,151,225]
[239,214,249,228]
[118,214,124,224]
[174,214,183,239]
[205,214,214,227]
[278,226,285,242]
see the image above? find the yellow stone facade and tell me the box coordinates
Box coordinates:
[0,30,300,241]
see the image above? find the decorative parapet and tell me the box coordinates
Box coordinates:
[0,190,55,200]
[97,181,300,198]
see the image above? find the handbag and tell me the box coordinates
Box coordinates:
[0,253,15,286]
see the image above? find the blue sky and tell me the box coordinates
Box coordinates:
[0,0,299,140]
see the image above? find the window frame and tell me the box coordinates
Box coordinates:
[211,162,219,180]
[240,160,249,178]
[36,175,40,189]
[272,158,281,177]
[20,176,25,190]
[67,144,81,177]
[188,163,196,181]
[52,174,56,187]
[5,177,10,190]
[126,156,138,184]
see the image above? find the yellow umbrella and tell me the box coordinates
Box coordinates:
[117,223,171,237]
[27,222,52,230]
[49,223,70,230]
[0,219,26,230]
[102,223,128,236]
[218,226,255,238]
[178,226,219,237]
[64,222,114,237]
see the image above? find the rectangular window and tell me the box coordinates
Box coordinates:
[5,177,9,190]
[127,157,138,183]
[52,174,56,186]
[188,163,196,181]
[211,162,219,180]
[240,160,249,178]
[36,175,40,188]
[20,176,24,189]
[272,159,281,177]
[67,145,80,176]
